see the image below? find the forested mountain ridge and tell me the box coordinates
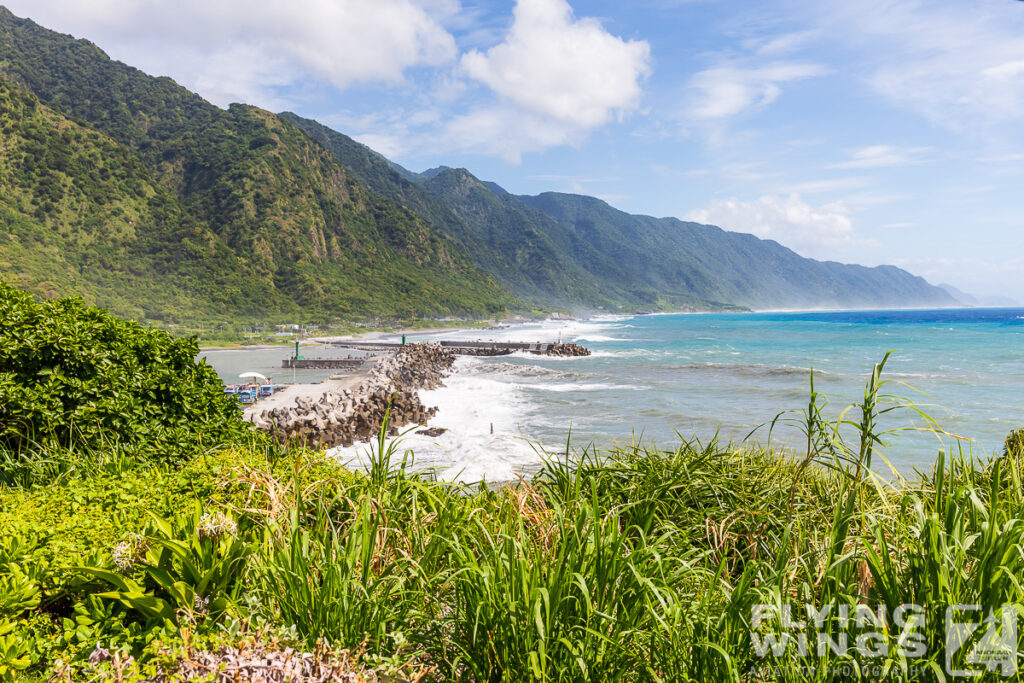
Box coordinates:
[281,117,954,312]
[0,6,954,318]
[0,7,516,320]
[281,114,742,311]
[518,192,954,310]
[280,113,617,309]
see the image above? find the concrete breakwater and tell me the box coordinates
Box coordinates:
[246,343,455,448]
[281,357,365,370]
[320,339,592,357]
[542,343,591,357]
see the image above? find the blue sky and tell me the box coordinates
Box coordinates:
[9,0,1024,301]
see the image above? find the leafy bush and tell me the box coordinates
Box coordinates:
[1004,428,1024,456]
[0,283,248,467]
[80,504,252,630]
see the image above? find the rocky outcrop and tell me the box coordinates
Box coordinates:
[535,343,591,357]
[248,343,454,448]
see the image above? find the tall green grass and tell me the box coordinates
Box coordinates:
[5,357,1024,680]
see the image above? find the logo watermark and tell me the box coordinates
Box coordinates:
[748,603,1019,678]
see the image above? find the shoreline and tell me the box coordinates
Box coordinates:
[244,343,455,448]
[200,324,489,352]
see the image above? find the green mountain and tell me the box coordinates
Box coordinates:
[280,114,734,311]
[0,7,515,321]
[0,7,952,318]
[280,115,952,312]
[279,114,611,309]
[0,78,252,320]
[518,192,953,310]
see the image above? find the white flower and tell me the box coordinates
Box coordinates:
[193,594,210,614]
[112,534,146,573]
[197,512,238,540]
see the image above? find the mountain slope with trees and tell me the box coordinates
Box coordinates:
[519,192,953,310]
[0,7,515,321]
[281,117,953,312]
[0,6,953,318]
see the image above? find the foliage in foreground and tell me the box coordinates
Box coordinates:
[0,358,1023,681]
[0,282,248,479]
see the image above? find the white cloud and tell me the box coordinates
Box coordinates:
[827,145,932,169]
[807,0,1024,132]
[439,107,589,163]
[383,0,654,162]
[687,62,825,120]
[685,193,874,258]
[4,0,460,107]
[338,104,591,163]
[982,60,1024,81]
[460,0,651,127]
[776,177,873,194]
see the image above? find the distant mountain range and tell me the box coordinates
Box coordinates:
[0,6,957,321]
[284,113,957,312]
[938,284,1018,308]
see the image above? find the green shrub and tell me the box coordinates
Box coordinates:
[78,504,252,631]
[0,283,249,470]
[1004,428,1024,456]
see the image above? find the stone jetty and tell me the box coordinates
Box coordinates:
[542,343,591,357]
[319,339,592,357]
[247,343,455,448]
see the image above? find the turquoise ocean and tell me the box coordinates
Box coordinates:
[205,308,1024,482]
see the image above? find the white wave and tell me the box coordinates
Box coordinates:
[506,350,600,362]
[587,314,635,323]
[573,334,624,342]
[326,357,545,483]
[529,383,645,393]
[405,318,625,348]
[472,361,568,379]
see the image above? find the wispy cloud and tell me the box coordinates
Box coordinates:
[774,177,873,194]
[686,62,825,120]
[684,193,877,259]
[807,0,1024,133]
[977,153,1024,163]
[827,145,933,169]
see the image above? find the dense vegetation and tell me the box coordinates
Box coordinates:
[0,7,516,322]
[0,282,247,480]
[281,114,621,310]
[0,294,1021,680]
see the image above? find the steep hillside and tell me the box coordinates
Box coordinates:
[279,113,611,309]
[286,110,951,311]
[417,169,624,308]
[0,78,258,320]
[0,7,515,320]
[520,192,954,309]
